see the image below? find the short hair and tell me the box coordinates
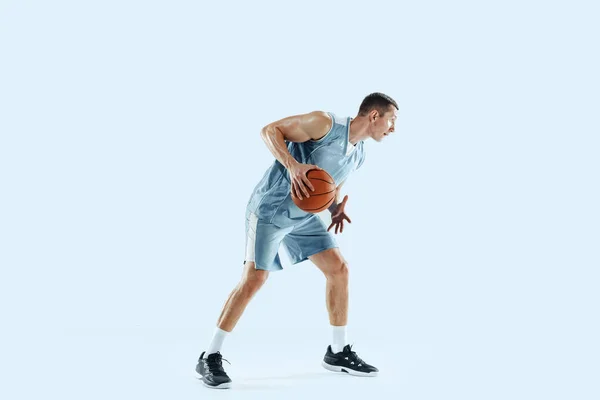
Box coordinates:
[358,92,398,117]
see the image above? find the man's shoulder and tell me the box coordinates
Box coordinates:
[303,111,334,141]
[307,110,333,128]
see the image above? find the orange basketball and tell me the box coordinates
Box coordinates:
[292,169,336,213]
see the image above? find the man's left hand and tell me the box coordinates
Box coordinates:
[327,195,352,234]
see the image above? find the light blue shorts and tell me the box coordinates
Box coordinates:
[244,209,338,271]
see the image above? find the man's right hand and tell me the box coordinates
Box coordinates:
[288,162,323,200]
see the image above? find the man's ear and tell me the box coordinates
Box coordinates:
[369,109,379,122]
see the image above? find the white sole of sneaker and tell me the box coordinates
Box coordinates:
[195,370,232,389]
[321,361,378,377]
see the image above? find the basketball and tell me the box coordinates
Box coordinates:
[292,169,336,213]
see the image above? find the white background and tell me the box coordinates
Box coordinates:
[1,0,598,399]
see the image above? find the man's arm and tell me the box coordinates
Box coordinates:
[326,181,351,234]
[260,111,331,169]
[328,180,345,213]
[260,111,332,199]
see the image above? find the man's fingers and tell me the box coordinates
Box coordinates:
[327,222,334,232]
[292,182,302,200]
[292,183,302,200]
[345,215,352,223]
[297,182,308,199]
[299,180,310,198]
[341,195,349,205]
[340,221,344,233]
[302,175,315,192]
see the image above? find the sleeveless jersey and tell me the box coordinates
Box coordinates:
[246,112,366,228]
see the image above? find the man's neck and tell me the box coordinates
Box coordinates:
[348,116,370,145]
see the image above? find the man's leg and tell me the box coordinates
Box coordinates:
[308,248,349,328]
[284,218,348,351]
[216,261,268,332]
[309,248,379,376]
[205,261,268,355]
[207,208,280,355]
[196,261,268,389]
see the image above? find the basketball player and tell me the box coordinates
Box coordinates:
[196,93,399,389]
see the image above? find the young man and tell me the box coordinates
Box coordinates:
[195,92,399,389]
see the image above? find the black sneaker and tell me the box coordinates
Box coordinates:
[195,351,232,389]
[322,344,379,377]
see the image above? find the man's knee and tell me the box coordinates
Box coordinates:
[326,260,349,281]
[241,261,268,292]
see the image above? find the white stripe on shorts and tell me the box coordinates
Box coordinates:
[245,212,258,262]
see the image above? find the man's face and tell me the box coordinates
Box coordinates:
[370,106,398,142]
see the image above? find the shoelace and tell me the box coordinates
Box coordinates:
[206,353,231,375]
[344,345,366,365]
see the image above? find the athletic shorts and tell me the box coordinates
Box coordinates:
[244,208,338,271]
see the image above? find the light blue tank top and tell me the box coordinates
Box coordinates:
[247,112,366,227]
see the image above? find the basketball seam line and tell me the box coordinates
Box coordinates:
[300,189,335,197]
[308,177,335,184]
[301,196,335,211]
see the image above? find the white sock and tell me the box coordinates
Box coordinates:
[205,327,229,357]
[331,325,347,354]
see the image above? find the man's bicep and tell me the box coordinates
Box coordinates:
[265,111,331,143]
